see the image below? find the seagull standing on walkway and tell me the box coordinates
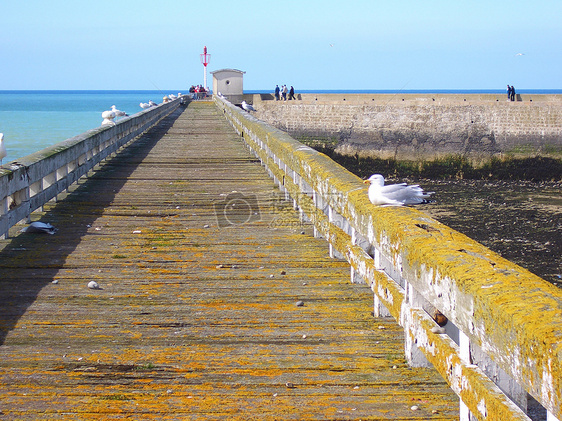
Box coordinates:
[364,174,433,206]
[0,133,7,165]
[241,101,256,112]
[22,221,57,234]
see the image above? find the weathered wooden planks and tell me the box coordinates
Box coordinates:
[0,102,458,419]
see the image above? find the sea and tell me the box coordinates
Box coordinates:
[2,89,562,163]
[0,90,185,163]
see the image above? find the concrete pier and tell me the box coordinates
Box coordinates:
[0,103,458,419]
[250,93,562,163]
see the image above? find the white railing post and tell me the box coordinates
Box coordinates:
[1,196,8,239]
[312,192,323,239]
[548,411,561,421]
[327,205,344,259]
[459,330,474,421]
[403,282,431,368]
[350,227,370,285]
[372,249,392,317]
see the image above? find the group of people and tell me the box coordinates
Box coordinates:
[189,85,208,100]
[507,85,516,101]
[274,85,296,101]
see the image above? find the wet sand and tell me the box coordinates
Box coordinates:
[412,179,562,287]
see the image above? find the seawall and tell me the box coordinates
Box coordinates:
[249,93,562,163]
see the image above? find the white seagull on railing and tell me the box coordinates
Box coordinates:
[241,101,256,112]
[140,102,151,109]
[101,110,116,126]
[149,100,157,107]
[364,174,433,206]
[111,105,128,118]
[0,133,7,165]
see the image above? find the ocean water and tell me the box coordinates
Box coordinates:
[1,89,561,163]
[0,90,182,163]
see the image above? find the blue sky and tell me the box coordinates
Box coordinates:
[2,0,561,91]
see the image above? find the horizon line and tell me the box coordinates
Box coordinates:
[1,88,562,94]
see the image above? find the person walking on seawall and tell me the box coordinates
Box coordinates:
[282,85,288,101]
[507,85,512,101]
[510,85,516,101]
[288,86,295,100]
[274,85,280,101]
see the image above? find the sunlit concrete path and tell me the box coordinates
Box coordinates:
[0,102,458,420]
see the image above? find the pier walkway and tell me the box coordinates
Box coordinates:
[0,102,458,419]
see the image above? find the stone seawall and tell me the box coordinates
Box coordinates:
[250,94,562,163]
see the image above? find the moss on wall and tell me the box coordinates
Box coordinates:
[309,143,562,181]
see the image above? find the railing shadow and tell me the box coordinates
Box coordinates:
[0,105,186,346]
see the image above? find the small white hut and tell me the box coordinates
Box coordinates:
[211,69,245,101]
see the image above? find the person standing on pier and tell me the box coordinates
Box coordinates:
[274,85,280,101]
[510,85,516,101]
[288,86,295,100]
[507,85,512,101]
[282,85,288,101]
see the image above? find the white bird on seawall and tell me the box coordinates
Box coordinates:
[140,102,150,109]
[241,101,256,112]
[0,133,7,165]
[148,100,157,107]
[364,174,433,206]
[111,105,128,118]
[101,110,116,126]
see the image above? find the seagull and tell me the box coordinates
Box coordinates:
[364,174,433,206]
[168,94,177,100]
[101,110,116,126]
[140,102,151,109]
[0,133,7,165]
[22,221,57,234]
[88,280,101,289]
[515,53,525,56]
[148,100,157,107]
[111,105,128,117]
[241,101,256,112]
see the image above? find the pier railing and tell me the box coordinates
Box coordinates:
[0,99,182,239]
[215,95,562,421]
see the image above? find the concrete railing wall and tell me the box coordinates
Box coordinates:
[0,99,182,239]
[215,95,562,421]
[250,94,562,163]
